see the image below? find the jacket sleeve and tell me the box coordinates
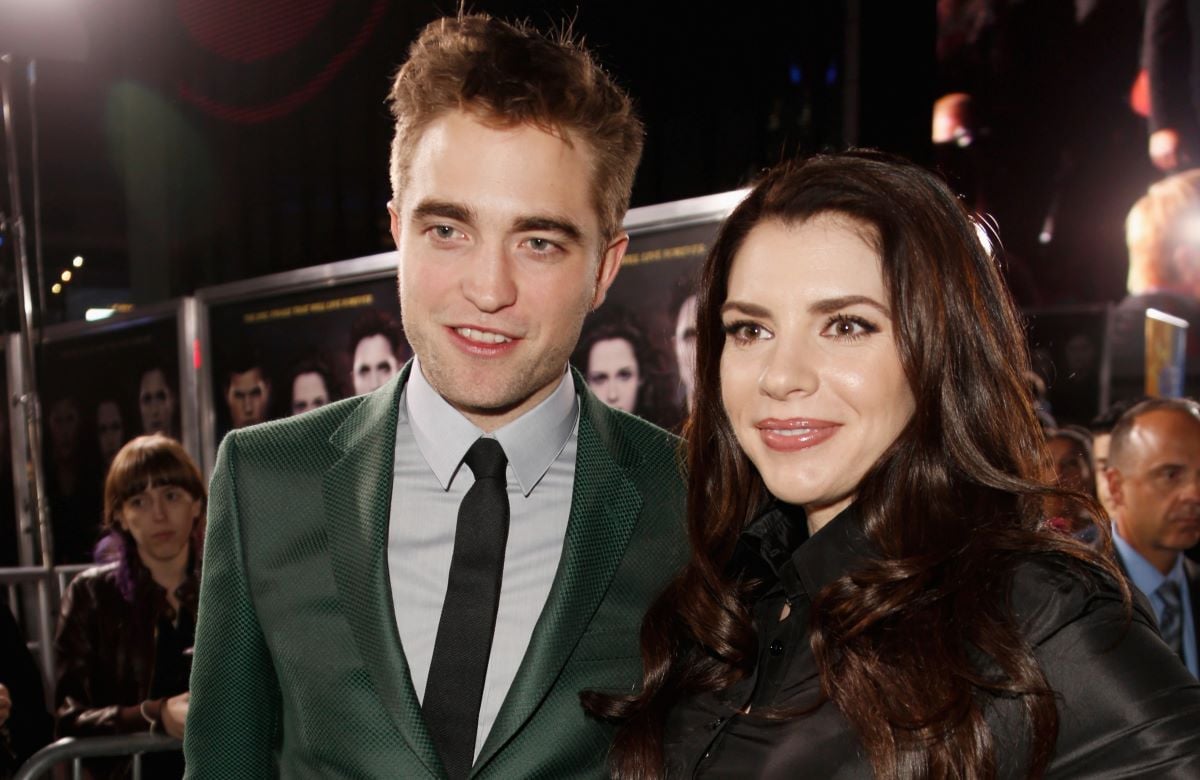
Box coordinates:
[53,575,156,736]
[1035,575,1200,777]
[184,432,281,778]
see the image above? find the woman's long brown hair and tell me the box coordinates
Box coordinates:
[583,151,1124,779]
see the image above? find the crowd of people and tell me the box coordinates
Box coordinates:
[3,5,1200,779]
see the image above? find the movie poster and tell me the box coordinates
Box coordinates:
[206,277,406,444]
[38,317,181,563]
[1024,306,1110,427]
[571,220,721,432]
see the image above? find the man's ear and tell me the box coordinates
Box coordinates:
[388,202,402,249]
[591,233,629,310]
[1105,467,1125,508]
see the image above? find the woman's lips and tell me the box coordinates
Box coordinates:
[755,418,840,452]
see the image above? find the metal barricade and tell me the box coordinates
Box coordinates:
[14,734,183,780]
[0,563,93,705]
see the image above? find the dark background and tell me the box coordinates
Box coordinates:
[0,0,933,321]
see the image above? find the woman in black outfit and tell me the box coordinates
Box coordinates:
[586,152,1200,778]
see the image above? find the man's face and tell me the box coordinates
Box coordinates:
[96,401,124,463]
[351,334,399,396]
[139,369,176,436]
[390,109,626,431]
[48,399,80,458]
[1108,409,1200,571]
[227,368,270,428]
[1092,432,1116,516]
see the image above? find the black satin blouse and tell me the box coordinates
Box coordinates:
[662,504,1200,778]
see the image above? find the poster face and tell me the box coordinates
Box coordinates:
[1024,307,1109,427]
[39,317,181,563]
[207,276,407,442]
[571,220,722,431]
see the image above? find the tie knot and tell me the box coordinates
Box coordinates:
[465,438,508,481]
[1159,579,1183,608]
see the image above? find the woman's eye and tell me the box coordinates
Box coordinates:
[723,321,768,344]
[823,314,877,340]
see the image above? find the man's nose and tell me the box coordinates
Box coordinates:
[462,247,517,312]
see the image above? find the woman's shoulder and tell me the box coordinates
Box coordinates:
[63,562,122,599]
[1004,554,1150,645]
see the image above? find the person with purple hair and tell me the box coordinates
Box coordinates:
[54,434,205,778]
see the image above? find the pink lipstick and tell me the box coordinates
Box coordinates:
[755,418,840,452]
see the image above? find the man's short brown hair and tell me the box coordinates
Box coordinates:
[388,13,644,242]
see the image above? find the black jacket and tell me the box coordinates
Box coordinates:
[664,505,1200,778]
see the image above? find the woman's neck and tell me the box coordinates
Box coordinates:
[137,548,189,607]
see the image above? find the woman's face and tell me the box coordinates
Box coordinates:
[117,483,201,568]
[587,337,641,413]
[1048,436,1094,493]
[720,215,915,532]
[291,372,330,415]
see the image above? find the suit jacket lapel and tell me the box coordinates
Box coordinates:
[475,378,644,768]
[323,364,443,777]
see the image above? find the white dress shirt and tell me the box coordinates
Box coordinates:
[388,359,579,758]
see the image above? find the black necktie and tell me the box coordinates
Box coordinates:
[1158,579,1185,662]
[423,438,510,780]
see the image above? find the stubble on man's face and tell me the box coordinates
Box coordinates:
[390,110,623,431]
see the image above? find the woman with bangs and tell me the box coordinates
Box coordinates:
[54,434,205,778]
[585,152,1200,778]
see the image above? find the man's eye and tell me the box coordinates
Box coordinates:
[430,225,462,241]
[526,237,560,253]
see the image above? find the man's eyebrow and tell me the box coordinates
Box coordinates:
[411,199,475,224]
[512,215,583,243]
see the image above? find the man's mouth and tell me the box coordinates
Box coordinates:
[454,327,512,344]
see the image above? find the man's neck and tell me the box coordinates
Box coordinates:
[1115,520,1179,575]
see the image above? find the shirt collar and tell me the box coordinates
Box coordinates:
[405,357,578,496]
[735,501,873,601]
[1112,526,1187,593]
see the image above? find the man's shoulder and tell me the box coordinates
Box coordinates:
[222,394,371,460]
[582,399,684,476]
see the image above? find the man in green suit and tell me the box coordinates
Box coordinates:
[184,12,687,780]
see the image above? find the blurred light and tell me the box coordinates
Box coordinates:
[72,255,83,267]
[60,270,72,282]
[825,63,838,86]
[51,283,61,294]
[85,308,115,322]
[1182,212,1200,245]
[788,64,802,86]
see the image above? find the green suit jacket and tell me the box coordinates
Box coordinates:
[184,365,686,778]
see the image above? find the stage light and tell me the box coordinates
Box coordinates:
[85,308,114,321]
[60,269,71,282]
[72,255,83,267]
[51,283,61,294]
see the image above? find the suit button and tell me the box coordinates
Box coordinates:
[769,640,784,656]
[708,716,725,730]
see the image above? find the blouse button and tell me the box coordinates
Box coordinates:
[769,639,784,656]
